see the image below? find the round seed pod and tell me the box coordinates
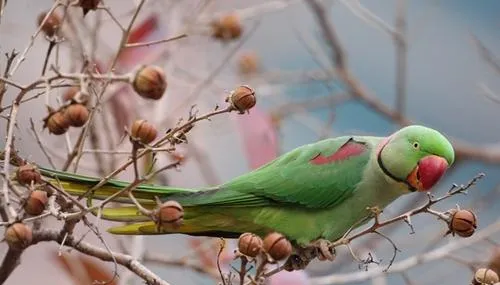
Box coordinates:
[44,111,70,135]
[132,65,167,100]
[212,13,242,40]
[263,232,292,261]
[449,209,477,237]
[238,233,263,257]
[37,11,61,37]
[16,164,41,186]
[130,119,158,144]
[238,51,259,75]
[64,103,89,127]
[228,85,256,113]
[474,268,499,284]
[4,223,33,250]
[155,200,184,229]
[24,190,49,216]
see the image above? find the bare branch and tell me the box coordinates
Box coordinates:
[32,229,171,285]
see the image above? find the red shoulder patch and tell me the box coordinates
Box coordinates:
[310,139,367,165]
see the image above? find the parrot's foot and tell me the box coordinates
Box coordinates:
[283,239,336,271]
[311,239,336,261]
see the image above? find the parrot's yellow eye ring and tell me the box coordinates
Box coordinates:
[413,142,419,149]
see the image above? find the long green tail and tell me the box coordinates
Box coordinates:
[38,167,207,231]
[39,166,200,203]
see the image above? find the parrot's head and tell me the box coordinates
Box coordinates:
[377,125,455,192]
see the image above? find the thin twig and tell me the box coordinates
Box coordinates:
[125,34,188,48]
[311,212,500,284]
[29,118,56,169]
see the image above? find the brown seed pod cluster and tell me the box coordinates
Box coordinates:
[4,223,33,251]
[16,164,42,186]
[449,209,477,237]
[133,65,167,100]
[78,0,100,16]
[131,119,158,145]
[238,51,260,75]
[227,85,256,113]
[24,190,49,216]
[473,268,499,285]
[43,102,89,135]
[238,232,263,258]
[211,13,242,41]
[37,11,61,38]
[154,200,184,230]
[262,232,292,261]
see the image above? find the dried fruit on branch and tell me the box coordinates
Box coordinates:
[133,65,167,100]
[211,13,242,40]
[131,119,158,144]
[4,223,33,250]
[227,85,256,113]
[238,51,260,75]
[154,200,184,229]
[263,232,292,261]
[449,209,477,237]
[474,268,499,284]
[238,232,263,257]
[64,103,89,127]
[24,190,49,216]
[43,110,70,135]
[16,164,41,185]
[37,11,61,38]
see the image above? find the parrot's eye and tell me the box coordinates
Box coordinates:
[413,142,420,149]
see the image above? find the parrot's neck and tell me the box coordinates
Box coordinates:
[372,139,413,197]
[376,135,417,192]
[320,150,410,242]
[369,155,410,199]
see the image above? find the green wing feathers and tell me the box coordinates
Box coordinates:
[172,136,375,209]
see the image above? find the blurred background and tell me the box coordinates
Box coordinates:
[1,0,500,284]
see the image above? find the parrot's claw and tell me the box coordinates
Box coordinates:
[284,239,336,271]
[311,239,335,261]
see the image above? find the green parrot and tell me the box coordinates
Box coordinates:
[38,125,454,259]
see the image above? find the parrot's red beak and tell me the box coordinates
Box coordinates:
[406,155,449,192]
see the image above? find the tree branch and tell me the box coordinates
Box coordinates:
[32,229,171,285]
